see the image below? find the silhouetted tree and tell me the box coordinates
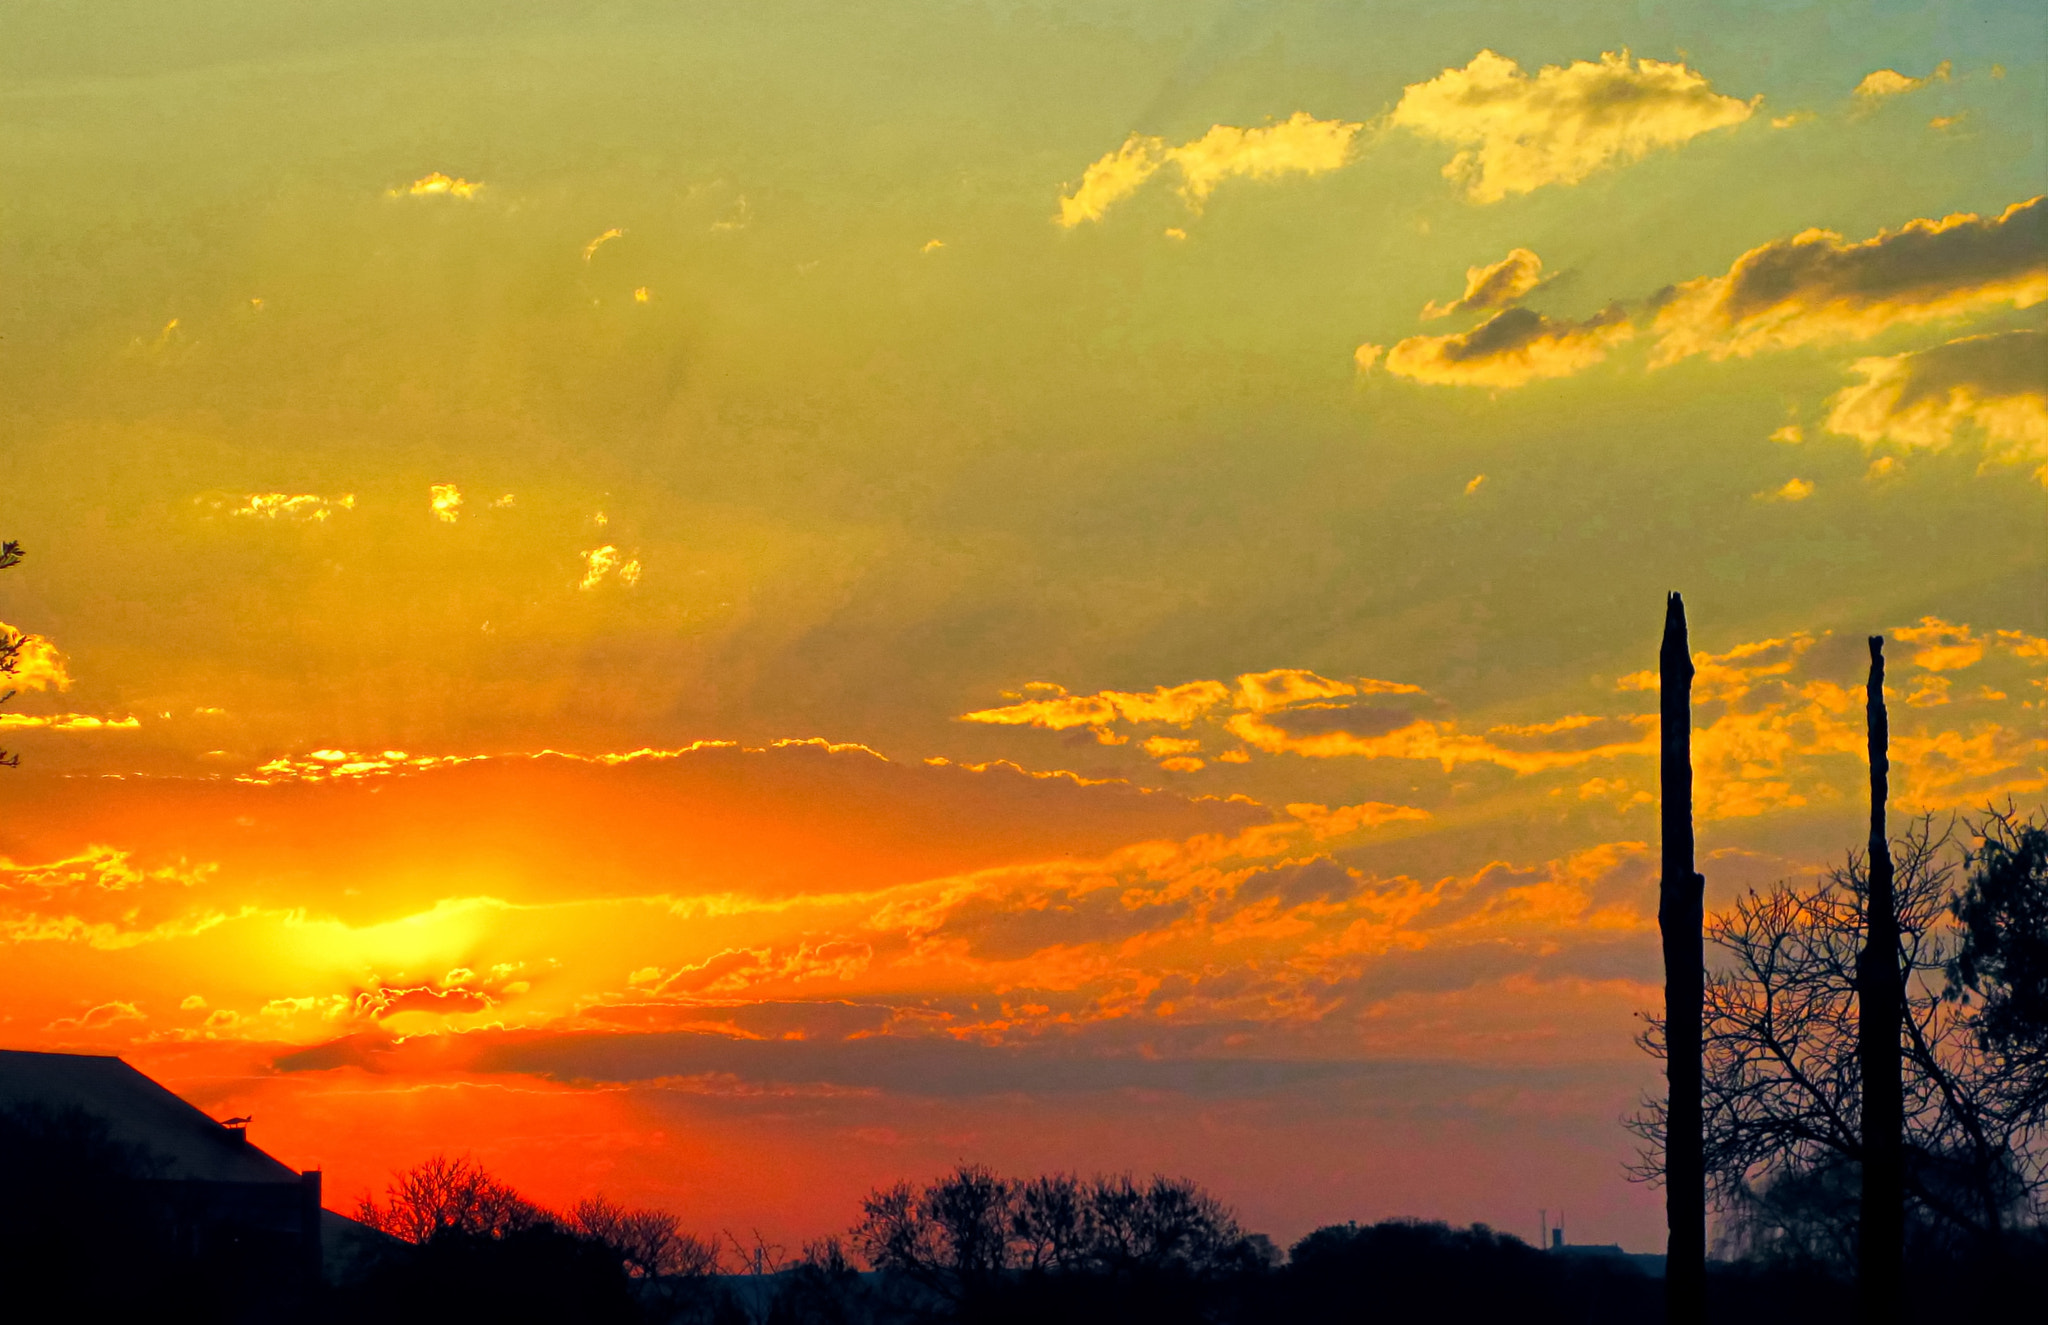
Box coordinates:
[1659,591,1707,1322]
[1632,816,2048,1268]
[346,1222,643,1325]
[1274,1219,1658,1325]
[851,1166,1258,1313]
[0,540,28,768]
[1950,806,2048,1109]
[1858,636,1904,1322]
[570,1194,721,1279]
[354,1152,552,1243]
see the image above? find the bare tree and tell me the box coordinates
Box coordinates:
[569,1195,720,1278]
[353,1153,552,1243]
[852,1165,1255,1301]
[1631,818,2048,1266]
[1011,1173,1089,1272]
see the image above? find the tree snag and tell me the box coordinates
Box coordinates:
[1660,592,1705,1322]
[1858,636,1903,1321]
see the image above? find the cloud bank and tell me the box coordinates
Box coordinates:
[1651,195,2048,364]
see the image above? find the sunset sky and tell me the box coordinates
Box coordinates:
[2,0,2044,1254]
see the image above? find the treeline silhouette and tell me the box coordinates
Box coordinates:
[324,1153,2047,1324]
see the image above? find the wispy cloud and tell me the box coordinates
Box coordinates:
[1056,112,1361,227]
[225,492,357,522]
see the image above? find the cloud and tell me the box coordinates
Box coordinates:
[1651,195,2048,364]
[1168,112,1363,207]
[582,228,624,261]
[1,627,71,692]
[1853,62,1950,101]
[430,483,463,523]
[392,172,482,199]
[1421,248,1547,319]
[1057,135,1171,227]
[1894,616,1986,672]
[579,546,643,590]
[962,680,1233,732]
[1390,49,1754,204]
[1285,801,1432,840]
[1821,330,2048,481]
[226,492,357,522]
[1365,304,1634,388]
[1619,626,2048,817]
[48,1001,145,1031]
[1756,477,1815,501]
[1226,708,1655,773]
[1055,112,1361,226]
[0,713,140,732]
[1,846,225,948]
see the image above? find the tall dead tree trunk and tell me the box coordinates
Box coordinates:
[1660,593,1704,1323]
[1858,636,1902,1322]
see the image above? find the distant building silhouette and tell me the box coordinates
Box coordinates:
[0,1049,388,1313]
[1546,1221,1667,1279]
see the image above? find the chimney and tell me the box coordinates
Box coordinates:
[1552,1228,1564,1251]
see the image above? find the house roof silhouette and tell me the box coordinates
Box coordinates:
[0,1049,301,1184]
[0,1047,397,1293]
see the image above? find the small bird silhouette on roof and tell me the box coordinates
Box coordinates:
[220,1115,252,1127]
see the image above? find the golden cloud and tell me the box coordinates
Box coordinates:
[1367,304,1634,388]
[1421,247,1546,319]
[1285,801,1432,840]
[1894,616,1987,672]
[228,492,357,522]
[962,680,1233,731]
[1055,112,1361,227]
[0,713,140,732]
[1,627,71,692]
[1755,477,1816,502]
[1822,330,2048,481]
[1168,112,1363,208]
[392,172,482,199]
[1056,134,1166,227]
[430,483,463,523]
[1651,196,2048,364]
[1226,710,1655,773]
[582,227,624,261]
[1853,61,1950,100]
[1390,49,1754,204]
